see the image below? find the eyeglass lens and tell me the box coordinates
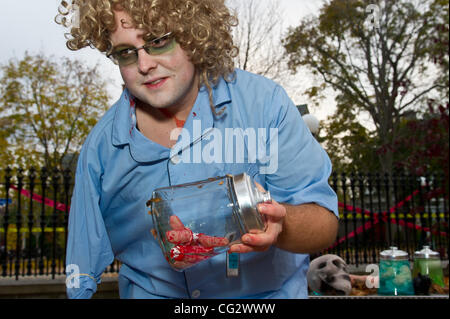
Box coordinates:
[112,33,175,66]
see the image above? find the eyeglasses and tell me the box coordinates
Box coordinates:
[107,32,174,66]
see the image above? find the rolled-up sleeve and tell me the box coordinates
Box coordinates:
[66,143,115,299]
[262,85,338,217]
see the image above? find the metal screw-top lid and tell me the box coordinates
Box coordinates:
[231,173,271,232]
[380,246,409,260]
[414,246,440,259]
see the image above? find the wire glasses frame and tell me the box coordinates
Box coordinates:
[107,32,173,66]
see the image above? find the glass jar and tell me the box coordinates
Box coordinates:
[413,246,445,288]
[148,173,271,271]
[378,247,414,296]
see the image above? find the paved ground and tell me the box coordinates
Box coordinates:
[0,274,119,299]
[0,263,448,299]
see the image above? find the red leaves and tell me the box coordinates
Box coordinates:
[388,101,448,180]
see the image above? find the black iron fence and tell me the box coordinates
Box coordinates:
[0,168,449,279]
[0,167,120,280]
[323,172,449,266]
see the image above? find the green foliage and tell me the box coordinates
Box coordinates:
[0,52,110,171]
[427,0,449,98]
[317,101,381,173]
[284,0,449,174]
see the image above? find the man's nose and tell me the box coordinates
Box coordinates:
[137,49,158,74]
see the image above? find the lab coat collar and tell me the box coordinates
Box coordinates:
[111,78,232,163]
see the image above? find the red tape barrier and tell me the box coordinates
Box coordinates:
[10,185,69,212]
[330,188,448,249]
[8,185,449,245]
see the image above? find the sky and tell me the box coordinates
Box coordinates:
[0,0,333,120]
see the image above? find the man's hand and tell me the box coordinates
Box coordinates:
[228,182,286,254]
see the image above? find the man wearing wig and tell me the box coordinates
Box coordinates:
[57,0,339,299]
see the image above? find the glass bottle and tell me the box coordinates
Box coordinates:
[413,246,445,288]
[378,247,414,296]
[148,173,271,271]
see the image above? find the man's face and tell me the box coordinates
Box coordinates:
[110,10,199,112]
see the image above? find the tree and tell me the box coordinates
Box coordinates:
[227,0,289,83]
[316,95,381,173]
[391,101,449,183]
[427,0,449,99]
[0,53,109,171]
[283,0,449,174]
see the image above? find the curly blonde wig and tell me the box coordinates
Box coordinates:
[55,0,239,114]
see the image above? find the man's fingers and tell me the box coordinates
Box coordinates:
[170,244,215,264]
[197,234,229,248]
[243,222,281,247]
[227,220,283,254]
[166,228,192,244]
[167,216,193,244]
[166,230,230,247]
[257,202,286,219]
[228,243,255,254]
[169,215,185,230]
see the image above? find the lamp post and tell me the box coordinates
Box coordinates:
[302,114,320,136]
[297,104,320,137]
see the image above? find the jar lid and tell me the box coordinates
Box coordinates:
[380,246,409,260]
[230,173,271,232]
[414,246,440,259]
